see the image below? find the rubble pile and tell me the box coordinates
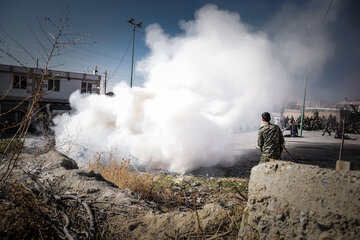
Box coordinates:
[152,174,248,211]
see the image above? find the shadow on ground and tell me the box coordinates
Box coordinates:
[189,141,360,178]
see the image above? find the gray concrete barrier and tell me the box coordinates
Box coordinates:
[238,161,360,240]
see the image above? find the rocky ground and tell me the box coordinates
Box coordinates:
[1,143,248,239]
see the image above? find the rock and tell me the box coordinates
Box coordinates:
[87,170,96,177]
[59,156,78,170]
[319,232,334,240]
[128,222,141,231]
[87,188,99,194]
[192,181,201,186]
[171,186,181,191]
[317,223,330,231]
[276,212,285,221]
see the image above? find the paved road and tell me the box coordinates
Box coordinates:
[190,131,360,178]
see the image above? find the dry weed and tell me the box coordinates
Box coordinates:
[88,154,157,201]
[0,183,58,240]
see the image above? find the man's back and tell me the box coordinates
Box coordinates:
[258,123,284,161]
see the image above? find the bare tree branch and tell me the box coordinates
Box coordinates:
[0,8,94,187]
[28,24,50,58]
[0,24,37,64]
[35,16,54,45]
[0,47,27,68]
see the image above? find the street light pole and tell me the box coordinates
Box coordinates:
[130,24,135,88]
[299,68,308,136]
[128,18,142,88]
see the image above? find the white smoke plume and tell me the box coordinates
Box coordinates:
[54,3,335,172]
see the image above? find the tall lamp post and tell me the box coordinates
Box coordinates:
[299,68,308,136]
[128,18,142,88]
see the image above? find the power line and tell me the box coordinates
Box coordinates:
[321,0,334,25]
[108,36,132,81]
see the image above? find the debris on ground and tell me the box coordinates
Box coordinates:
[1,148,247,239]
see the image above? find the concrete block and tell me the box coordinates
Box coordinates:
[238,161,360,240]
[336,160,350,171]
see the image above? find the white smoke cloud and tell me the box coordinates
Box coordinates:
[54,3,335,172]
[264,0,339,92]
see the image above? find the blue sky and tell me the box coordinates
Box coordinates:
[0,0,300,84]
[0,0,359,101]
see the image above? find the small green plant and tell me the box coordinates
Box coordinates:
[0,139,21,153]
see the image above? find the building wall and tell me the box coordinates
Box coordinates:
[0,64,101,102]
[337,101,360,111]
[283,108,340,119]
[0,64,101,124]
[42,78,82,100]
[283,109,301,119]
[307,108,340,119]
[0,72,32,98]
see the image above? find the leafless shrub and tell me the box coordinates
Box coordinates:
[0,8,94,187]
[0,182,59,239]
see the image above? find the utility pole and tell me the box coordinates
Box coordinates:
[299,68,308,136]
[128,18,142,88]
[102,70,107,95]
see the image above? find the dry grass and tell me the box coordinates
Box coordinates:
[87,153,248,213]
[88,153,158,201]
[0,139,20,153]
[86,153,247,238]
[0,183,58,240]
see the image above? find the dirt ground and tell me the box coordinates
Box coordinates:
[2,131,359,239]
[1,147,247,239]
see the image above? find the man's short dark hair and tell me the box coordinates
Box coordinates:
[262,112,271,122]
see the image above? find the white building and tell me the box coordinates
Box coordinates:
[0,63,101,124]
[336,99,360,111]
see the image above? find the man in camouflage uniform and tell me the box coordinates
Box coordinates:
[258,112,285,164]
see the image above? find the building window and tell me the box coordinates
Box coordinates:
[48,79,60,91]
[81,82,92,93]
[12,75,27,89]
[87,83,92,93]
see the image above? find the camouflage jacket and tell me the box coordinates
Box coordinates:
[258,123,284,158]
